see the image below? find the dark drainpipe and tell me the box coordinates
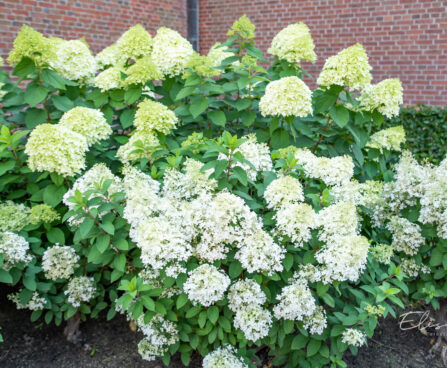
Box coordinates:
[187,0,199,51]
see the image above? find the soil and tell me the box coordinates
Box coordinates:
[0,286,445,368]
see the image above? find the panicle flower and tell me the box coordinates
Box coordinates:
[123,55,161,87]
[203,345,248,368]
[65,276,96,307]
[183,52,220,78]
[133,216,192,276]
[116,24,152,61]
[116,130,160,163]
[136,314,178,361]
[236,230,285,275]
[360,78,403,118]
[259,76,313,117]
[94,66,123,91]
[0,232,32,269]
[207,42,235,67]
[95,43,122,69]
[365,304,386,317]
[227,279,266,312]
[386,216,424,255]
[273,203,316,246]
[303,306,327,335]
[295,149,354,185]
[400,258,429,277]
[42,245,79,280]
[8,25,56,67]
[227,14,255,39]
[233,305,273,341]
[151,27,194,78]
[366,125,406,152]
[25,123,88,177]
[370,243,394,264]
[134,98,178,134]
[317,43,372,90]
[29,204,60,224]
[183,264,230,307]
[358,180,385,211]
[315,235,369,283]
[315,201,359,242]
[330,180,363,205]
[264,175,304,209]
[50,39,96,84]
[342,328,366,347]
[8,291,47,311]
[273,278,316,321]
[59,107,112,146]
[268,22,317,64]
[0,201,30,232]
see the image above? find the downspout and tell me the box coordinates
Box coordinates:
[187,0,199,51]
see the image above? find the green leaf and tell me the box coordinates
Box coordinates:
[41,68,67,89]
[229,261,242,279]
[176,294,188,309]
[43,184,66,207]
[185,306,201,318]
[283,253,293,271]
[120,108,135,129]
[207,306,219,325]
[25,108,47,128]
[307,339,321,357]
[96,234,110,253]
[113,253,126,272]
[189,98,208,118]
[232,166,247,185]
[0,269,13,284]
[100,222,115,235]
[235,99,251,111]
[80,218,95,238]
[271,128,290,149]
[124,87,142,104]
[207,110,226,127]
[23,276,37,291]
[176,86,196,100]
[13,57,36,78]
[241,110,256,126]
[24,83,48,107]
[141,295,155,311]
[52,95,74,112]
[115,238,128,251]
[0,161,15,176]
[329,105,349,128]
[291,334,308,350]
[47,228,65,244]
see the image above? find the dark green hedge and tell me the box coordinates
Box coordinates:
[385,105,447,164]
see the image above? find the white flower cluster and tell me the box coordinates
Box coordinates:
[228,279,272,341]
[0,200,30,233]
[207,42,235,67]
[50,39,96,84]
[386,216,424,255]
[203,345,248,368]
[65,276,96,307]
[0,232,32,270]
[274,203,316,246]
[366,126,406,152]
[273,278,316,321]
[359,78,403,118]
[294,149,354,186]
[218,134,273,181]
[183,264,230,307]
[8,291,47,311]
[42,245,79,280]
[303,306,327,335]
[259,76,313,117]
[151,27,194,78]
[341,328,366,347]
[136,314,178,362]
[264,175,304,209]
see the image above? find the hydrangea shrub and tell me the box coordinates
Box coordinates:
[0,14,442,368]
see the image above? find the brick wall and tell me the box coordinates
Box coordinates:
[200,0,447,106]
[0,0,187,56]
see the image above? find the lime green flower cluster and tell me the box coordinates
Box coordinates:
[116,24,153,61]
[367,125,406,152]
[8,25,56,67]
[359,78,403,118]
[151,27,194,78]
[317,43,372,90]
[116,130,160,164]
[95,43,121,69]
[123,55,162,87]
[268,22,317,64]
[0,201,30,232]
[183,52,220,79]
[29,204,60,224]
[364,304,386,317]
[259,76,313,117]
[134,99,178,134]
[227,14,255,40]
[370,243,394,264]
[25,124,89,177]
[181,132,206,154]
[207,42,235,67]
[59,106,112,146]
